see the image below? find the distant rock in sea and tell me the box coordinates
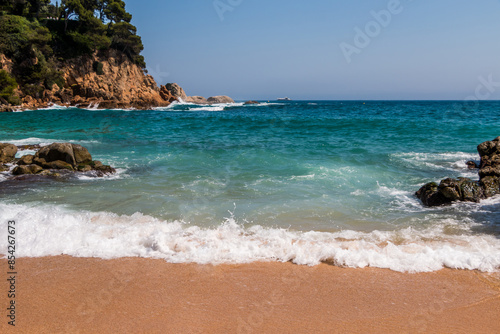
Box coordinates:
[416,136,500,206]
[207,96,235,104]
[244,101,259,105]
[185,96,209,104]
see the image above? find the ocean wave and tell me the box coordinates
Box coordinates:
[188,106,226,112]
[0,202,499,273]
[391,151,479,178]
[1,137,100,147]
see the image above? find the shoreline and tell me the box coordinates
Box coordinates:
[1,256,499,333]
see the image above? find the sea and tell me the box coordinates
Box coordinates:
[1,100,499,272]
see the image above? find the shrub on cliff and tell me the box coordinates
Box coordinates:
[0,70,20,105]
[0,14,64,96]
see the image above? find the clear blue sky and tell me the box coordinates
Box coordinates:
[123,0,500,100]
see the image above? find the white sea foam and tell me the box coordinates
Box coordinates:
[75,168,129,181]
[188,106,226,112]
[393,151,478,172]
[1,202,499,273]
[1,137,100,146]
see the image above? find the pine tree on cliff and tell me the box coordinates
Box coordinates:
[0,0,147,105]
[59,0,145,66]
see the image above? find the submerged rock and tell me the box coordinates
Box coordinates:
[466,160,479,169]
[417,136,500,206]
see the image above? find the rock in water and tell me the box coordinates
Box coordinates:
[416,136,500,206]
[480,176,500,198]
[72,144,92,164]
[478,136,500,178]
[185,96,208,104]
[2,142,115,180]
[35,143,76,166]
[165,83,187,101]
[17,155,34,165]
[207,96,235,104]
[12,164,43,175]
[0,143,17,163]
[415,182,449,207]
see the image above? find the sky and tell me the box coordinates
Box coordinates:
[123,0,500,100]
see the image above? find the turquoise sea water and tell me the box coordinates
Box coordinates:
[1,101,500,272]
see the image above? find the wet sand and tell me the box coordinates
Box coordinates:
[1,256,499,333]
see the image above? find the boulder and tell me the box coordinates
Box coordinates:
[415,182,449,207]
[416,177,483,207]
[417,136,500,206]
[244,100,259,105]
[3,142,115,180]
[17,154,34,165]
[478,136,500,178]
[479,176,500,198]
[207,96,235,104]
[0,143,17,163]
[36,143,76,166]
[45,160,74,171]
[77,164,93,172]
[12,164,43,175]
[94,164,116,176]
[185,96,208,104]
[439,178,483,203]
[164,83,187,101]
[466,160,479,169]
[72,144,92,164]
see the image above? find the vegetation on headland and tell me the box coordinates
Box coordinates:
[0,0,145,105]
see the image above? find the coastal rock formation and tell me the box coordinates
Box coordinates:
[244,100,259,105]
[159,83,188,103]
[416,137,500,206]
[0,49,180,110]
[2,142,115,179]
[185,96,209,104]
[2,48,236,110]
[0,143,17,163]
[164,83,187,101]
[207,96,235,104]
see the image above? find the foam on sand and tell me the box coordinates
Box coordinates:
[1,202,499,273]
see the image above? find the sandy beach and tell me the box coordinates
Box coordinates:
[0,257,499,333]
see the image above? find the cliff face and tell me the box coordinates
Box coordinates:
[60,49,167,109]
[2,49,182,110]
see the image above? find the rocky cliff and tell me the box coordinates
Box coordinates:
[1,49,186,110]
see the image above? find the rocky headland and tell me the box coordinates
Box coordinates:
[0,49,192,111]
[0,48,236,111]
[0,142,115,180]
[416,136,500,206]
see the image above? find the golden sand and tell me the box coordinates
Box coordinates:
[1,257,499,333]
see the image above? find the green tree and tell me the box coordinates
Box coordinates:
[109,21,144,66]
[0,70,19,105]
